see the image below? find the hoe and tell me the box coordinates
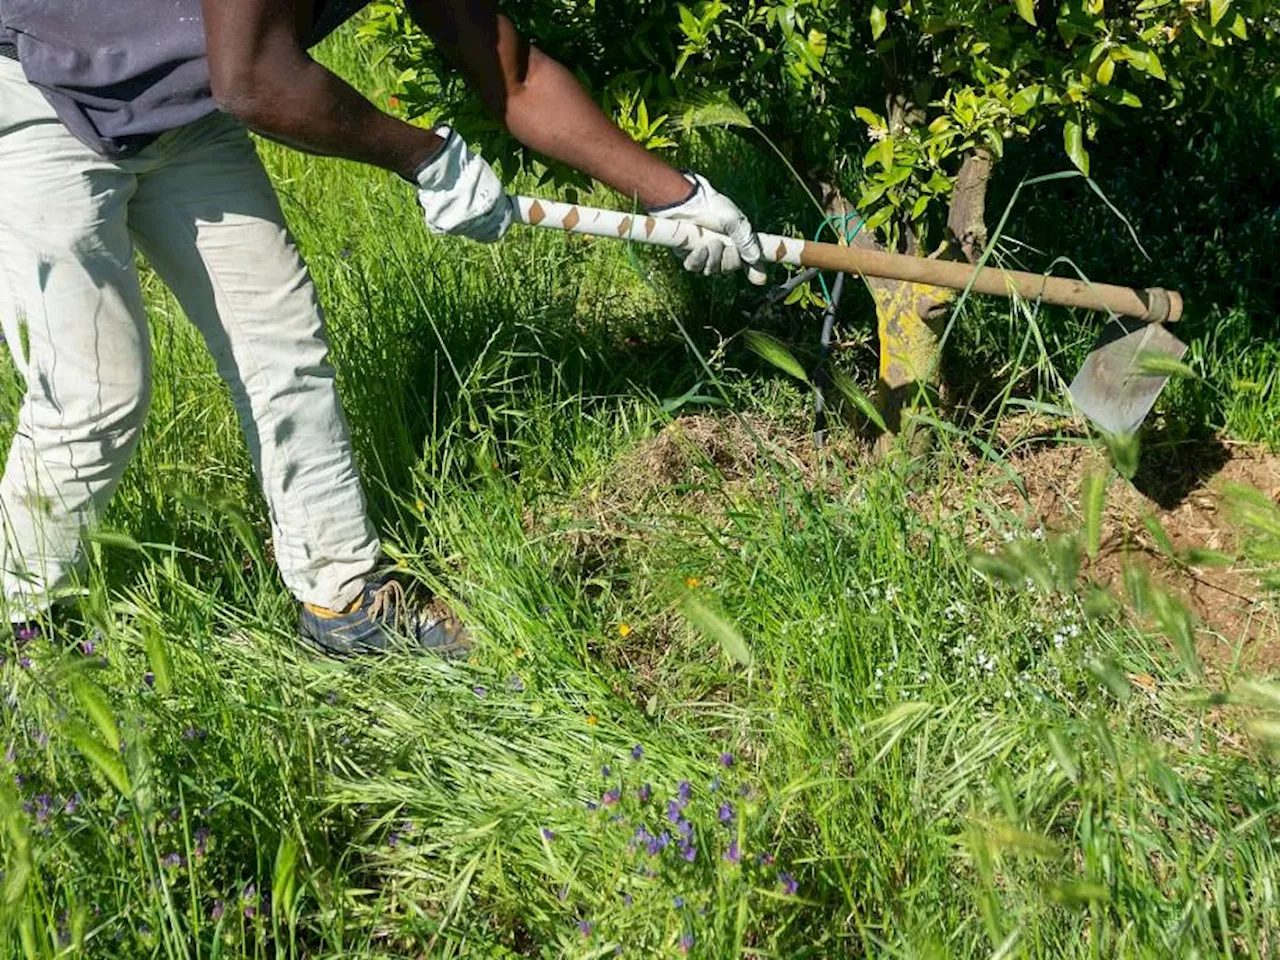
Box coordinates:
[514,195,1187,437]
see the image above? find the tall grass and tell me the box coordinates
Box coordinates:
[0,25,1275,959]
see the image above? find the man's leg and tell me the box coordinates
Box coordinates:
[126,113,381,612]
[0,57,152,620]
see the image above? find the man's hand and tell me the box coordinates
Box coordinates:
[414,127,512,242]
[649,173,767,284]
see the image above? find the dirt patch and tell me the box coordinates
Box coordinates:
[951,424,1280,673]
[537,412,1280,674]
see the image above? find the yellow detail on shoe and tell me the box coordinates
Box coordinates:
[303,592,366,620]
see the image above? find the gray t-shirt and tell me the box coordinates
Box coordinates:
[0,1,368,159]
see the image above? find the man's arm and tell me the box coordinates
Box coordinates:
[202,0,444,179]
[403,0,693,209]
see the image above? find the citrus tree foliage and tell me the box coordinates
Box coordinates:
[365,0,1278,252]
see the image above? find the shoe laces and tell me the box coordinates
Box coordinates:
[366,579,410,631]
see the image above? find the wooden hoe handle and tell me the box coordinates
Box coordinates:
[514,196,1183,323]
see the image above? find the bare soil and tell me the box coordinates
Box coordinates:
[544,413,1280,675]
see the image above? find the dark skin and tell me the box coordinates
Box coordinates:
[202,0,693,208]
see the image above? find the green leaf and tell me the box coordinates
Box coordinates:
[1016,0,1036,26]
[828,366,888,432]
[1228,12,1248,40]
[1063,118,1090,175]
[144,625,174,695]
[70,677,120,752]
[1133,350,1197,379]
[1102,430,1140,480]
[863,136,895,171]
[1123,46,1167,80]
[1096,55,1115,86]
[1044,728,1079,782]
[1010,84,1044,116]
[742,330,809,383]
[854,106,886,129]
[1150,588,1202,678]
[1209,0,1230,27]
[272,834,301,922]
[1087,657,1132,702]
[870,1,888,40]
[682,596,752,666]
[64,722,131,797]
[1142,513,1179,561]
[1081,468,1108,558]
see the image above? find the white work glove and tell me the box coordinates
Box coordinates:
[648,172,766,285]
[414,126,513,243]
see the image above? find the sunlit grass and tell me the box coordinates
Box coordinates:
[0,24,1275,960]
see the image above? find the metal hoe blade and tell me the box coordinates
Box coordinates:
[1068,317,1189,436]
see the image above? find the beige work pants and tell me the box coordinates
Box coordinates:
[0,55,381,618]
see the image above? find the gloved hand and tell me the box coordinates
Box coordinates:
[649,172,766,285]
[414,126,512,243]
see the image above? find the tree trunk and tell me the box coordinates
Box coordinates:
[865,146,994,448]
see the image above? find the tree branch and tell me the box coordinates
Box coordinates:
[946,147,994,264]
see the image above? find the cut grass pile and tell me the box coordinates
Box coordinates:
[0,25,1276,959]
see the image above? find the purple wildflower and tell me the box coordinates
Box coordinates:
[64,794,81,815]
[678,781,692,804]
[718,802,734,823]
[723,839,740,864]
[143,671,154,688]
[210,899,225,921]
[720,752,734,767]
[637,783,651,803]
[387,832,400,849]
[19,657,31,670]
[658,831,671,849]
[182,727,204,740]
[634,825,650,843]
[673,896,684,908]
[757,852,775,866]
[243,904,256,919]
[623,892,633,907]
[646,836,662,856]
[631,744,644,760]
[541,827,556,841]
[779,872,798,895]
[16,624,38,643]
[586,801,598,812]
[681,843,697,863]
[667,799,681,823]
[677,817,693,838]
[242,883,257,904]
[602,765,611,778]
[81,640,95,656]
[162,852,184,869]
[472,685,487,699]
[679,933,695,954]
[578,920,592,938]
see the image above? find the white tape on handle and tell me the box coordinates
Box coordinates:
[513,195,804,267]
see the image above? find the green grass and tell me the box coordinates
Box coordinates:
[0,26,1277,959]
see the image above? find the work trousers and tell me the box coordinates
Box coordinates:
[0,55,381,618]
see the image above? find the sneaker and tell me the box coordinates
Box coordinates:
[298,577,470,659]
